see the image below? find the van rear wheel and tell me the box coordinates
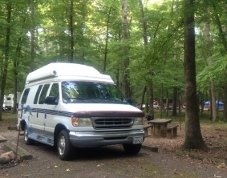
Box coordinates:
[123,144,141,155]
[57,130,73,160]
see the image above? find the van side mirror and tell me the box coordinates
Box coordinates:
[44,96,58,105]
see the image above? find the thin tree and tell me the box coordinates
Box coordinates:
[30,0,35,71]
[183,0,207,149]
[69,0,74,62]
[121,0,131,99]
[138,0,150,112]
[203,22,217,121]
[103,7,112,72]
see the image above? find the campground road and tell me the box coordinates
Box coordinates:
[0,131,226,178]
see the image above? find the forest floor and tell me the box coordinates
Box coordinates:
[144,118,227,170]
[0,112,227,175]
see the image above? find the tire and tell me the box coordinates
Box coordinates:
[123,144,142,155]
[24,125,33,145]
[57,130,73,160]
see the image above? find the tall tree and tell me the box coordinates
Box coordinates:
[183,0,206,149]
[103,6,112,72]
[0,0,12,121]
[121,0,131,99]
[203,22,217,121]
[68,0,74,62]
[30,0,35,71]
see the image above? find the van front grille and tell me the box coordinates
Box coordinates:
[92,118,133,129]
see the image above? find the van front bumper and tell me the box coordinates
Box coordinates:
[69,129,145,148]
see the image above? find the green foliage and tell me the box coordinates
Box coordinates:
[197,53,227,90]
[0,0,226,106]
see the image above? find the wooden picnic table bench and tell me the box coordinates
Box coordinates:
[166,123,179,138]
[148,118,172,137]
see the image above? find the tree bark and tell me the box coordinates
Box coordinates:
[30,0,35,71]
[69,0,74,62]
[13,36,23,113]
[172,86,177,116]
[0,1,12,121]
[203,22,217,121]
[183,0,206,149]
[121,0,131,99]
[103,7,112,72]
[139,0,148,46]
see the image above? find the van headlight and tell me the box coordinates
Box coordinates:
[134,118,143,125]
[71,117,92,127]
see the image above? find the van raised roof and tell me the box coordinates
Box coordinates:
[26,62,113,84]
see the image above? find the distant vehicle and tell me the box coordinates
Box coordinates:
[2,92,21,110]
[204,100,224,111]
[4,94,14,110]
[153,104,160,110]
[141,104,159,110]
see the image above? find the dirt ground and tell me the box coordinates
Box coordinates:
[0,112,227,175]
[144,120,227,170]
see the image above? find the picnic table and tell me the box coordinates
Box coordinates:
[148,118,172,137]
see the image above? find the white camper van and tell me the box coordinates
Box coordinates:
[18,63,144,160]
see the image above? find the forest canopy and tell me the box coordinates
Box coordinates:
[0,0,227,122]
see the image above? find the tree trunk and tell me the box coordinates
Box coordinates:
[13,35,23,113]
[172,86,177,116]
[121,0,131,99]
[224,86,227,121]
[103,7,112,72]
[140,86,147,110]
[148,83,154,117]
[69,0,74,62]
[160,83,164,118]
[139,0,155,117]
[0,1,12,121]
[30,0,35,71]
[183,0,206,149]
[203,22,217,121]
[139,0,148,46]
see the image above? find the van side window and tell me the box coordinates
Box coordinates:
[34,85,43,104]
[48,83,59,104]
[39,84,50,104]
[21,88,30,104]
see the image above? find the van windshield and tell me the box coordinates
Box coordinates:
[61,81,127,104]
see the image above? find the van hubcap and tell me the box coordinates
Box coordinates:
[58,135,66,155]
[24,128,28,142]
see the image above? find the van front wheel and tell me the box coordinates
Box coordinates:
[123,144,141,155]
[57,130,73,160]
[24,125,33,145]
